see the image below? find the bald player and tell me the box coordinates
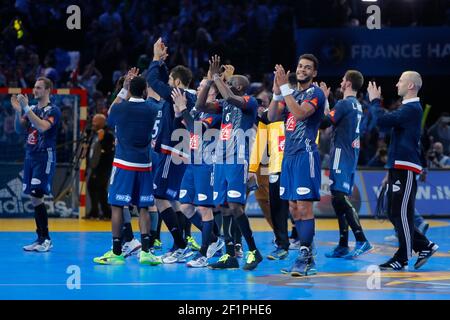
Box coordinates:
[368,71,438,270]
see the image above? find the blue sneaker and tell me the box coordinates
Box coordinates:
[343,241,373,259]
[290,246,317,277]
[267,247,289,260]
[325,245,350,258]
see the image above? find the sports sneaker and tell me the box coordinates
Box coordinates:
[290,246,317,277]
[162,247,193,264]
[325,245,350,258]
[206,238,225,259]
[208,254,239,270]
[343,241,373,259]
[187,236,201,251]
[384,234,398,242]
[379,257,408,270]
[186,253,208,268]
[289,239,300,250]
[234,243,243,258]
[153,239,162,250]
[243,250,263,270]
[414,243,438,270]
[122,238,142,258]
[139,250,162,266]
[93,250,125,265]
[34,239,53,252]
[23,239,43,251]
[267,247,289,260]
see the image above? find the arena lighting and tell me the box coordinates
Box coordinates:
[362,0,378,2]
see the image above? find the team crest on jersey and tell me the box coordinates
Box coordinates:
[190,133,199,150]
[203,117,213,125]
[278,136,285,152]
[220,123,232,140]
[352,138,360,148]
[286,113,296,131]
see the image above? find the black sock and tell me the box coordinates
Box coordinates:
[236,214,257,251]
[156,214,162,240]
[213,210,222,237]
[176,211,188,238]
[344,197,367,242]
[34,203,49,240]
[113,237,122,255]
[337,214,349,247]
[189,211,203,231]
[141,234,150,252]
[161,207,186,249]
[223,215,234,256]
[121,223,134,243]
[200,220,214,257]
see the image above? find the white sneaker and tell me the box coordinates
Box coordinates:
[162,247,193,264]
[23,240,41,251]
[289,240,300,250]
[186,253,208,268]
[206,238,225,259]
[34,239,53,252]
[384,234,398,242]
[122,238,142,258]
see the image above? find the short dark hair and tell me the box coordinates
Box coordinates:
[345,70,364,92]
[36,77,53,90]
[298,54,319,71]
[170,65,193,87]
[129,76,147,97]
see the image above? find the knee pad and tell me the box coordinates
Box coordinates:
[331,191,349,215]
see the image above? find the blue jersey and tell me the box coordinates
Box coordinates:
[107,98,159,170]
[150,92,196,159]
[214,96,258,162]
[283,84,325,155]
[189,110,222,164]
[327,96,363,173]
[24,104,61,157]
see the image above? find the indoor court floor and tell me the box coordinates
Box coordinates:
[0,218,449,300]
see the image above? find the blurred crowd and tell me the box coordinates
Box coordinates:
[0,0,449,167]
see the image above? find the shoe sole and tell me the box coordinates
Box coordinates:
[290,269,317,277]
[93,259,125,265]
[208,267,239,270]
[267,254,288,261]
[140,260,162,266]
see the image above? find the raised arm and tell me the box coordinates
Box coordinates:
[16,94,52,133]
[11,95,28,134]
[147,38,172,100]
[268,71,285,122]
[108,67,138,115]
[275,64,316,121]
[209,55,247,109]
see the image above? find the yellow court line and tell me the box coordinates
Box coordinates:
[0,218,448,232]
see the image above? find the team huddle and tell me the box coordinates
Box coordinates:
[13,38,438,276]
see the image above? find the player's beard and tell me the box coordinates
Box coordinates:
[297,76,312,84]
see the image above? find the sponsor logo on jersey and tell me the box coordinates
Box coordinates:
[286,113,296,131]
[392,185,401,192]
[198,193,207,201]
[352,138,360,148]
[220,123,233,140]
[213,192,218,200]
[279,187,285,196]
[27,130,38,145]
[116,194,131,202]
[269,175,279,184]
[190,133,199,150]
[31,178,41,185]
[140,195,154,202]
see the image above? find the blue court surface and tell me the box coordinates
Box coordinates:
[0,221,449,300]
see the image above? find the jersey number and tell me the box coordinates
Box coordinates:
[152,120,161,139]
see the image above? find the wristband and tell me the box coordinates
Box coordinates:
[273,94,283,101]
[23,105,31,114]
[117,88,128,100]
[280,84,294,97]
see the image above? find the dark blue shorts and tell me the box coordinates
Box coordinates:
[23,150,56,197]
[213,162,248,205]
[108,166,154,207]
[179,164,214,207]
[153,153,186,200]
[280,151,321,201]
